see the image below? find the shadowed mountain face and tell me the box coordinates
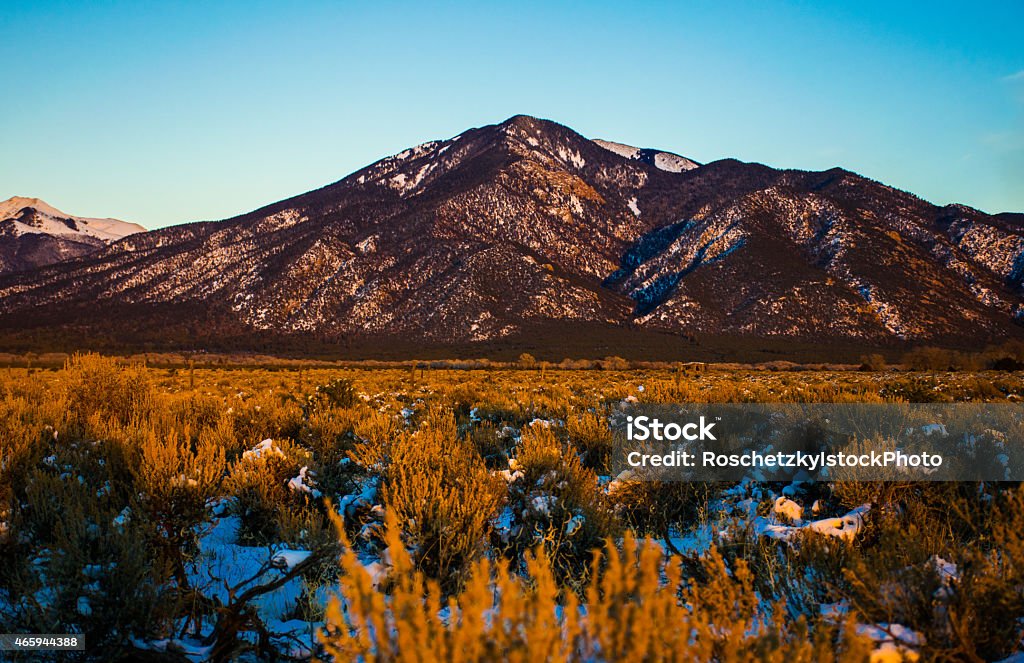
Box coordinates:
[0,115,1021,357]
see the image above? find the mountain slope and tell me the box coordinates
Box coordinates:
[0,116,1020,358]
[0,197,144,274]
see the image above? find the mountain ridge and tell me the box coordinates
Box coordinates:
[0,115,1020,359]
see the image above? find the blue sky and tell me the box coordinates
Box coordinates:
[1,1,1021,228]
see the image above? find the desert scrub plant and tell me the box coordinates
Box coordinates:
[5,454,173,657]
[468,420,520,468]
[305,377,359,412]
[300,403,376,498]
[610,481,714,545]
[382,409,503,591]
[226,437,313,544]
[346,409,401,472]
[566,410,614,473]
[34,512,170,657]
[714,520,858,623]
[506,422,617,591]
[320,509,873,662]
[131,427,226,587]
[0,395,56,527]
[227,389,305,456]
[879,376,952,403]
[60,353,155,434]
[840,484,1024,661]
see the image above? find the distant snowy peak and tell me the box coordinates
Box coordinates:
[592,139,700,173]
[0,196,144,242]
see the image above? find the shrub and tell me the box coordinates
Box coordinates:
[382,409,503,590]
[61,353,154,433]
[858,354,886,371]
[226,437,312,544]
[565,411,614,473]
[306,377,359,412]
[132,428,226,584]
[320,509,873,661]
[506,423,617,590]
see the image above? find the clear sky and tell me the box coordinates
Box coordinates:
[1,1,1021,228]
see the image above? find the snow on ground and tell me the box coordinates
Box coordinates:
[592,139,640,160]
[772,496,803,523]
[339,476,379,521]
[591,140,699,172]
[189,516,309,622]
[662,522,714,556]
[930,555,958,583]
[272,549,313,570]
[653,152,699,172]
[556,146,586,169]
[754,504,870,542]
[856,623,924,663]
[288,466,322,498]
[243,438,284,460]
[564,514,585,536]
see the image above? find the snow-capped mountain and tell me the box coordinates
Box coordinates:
[0,197,144,274]
[0,116,1021,358]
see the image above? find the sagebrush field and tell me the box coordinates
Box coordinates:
[1,354,1022,661]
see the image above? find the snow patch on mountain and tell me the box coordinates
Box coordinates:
[653,151,699,173]
[628,197,641,217]
[593,140,640,160]
[0,196,144,242]
[592,140,699,173]
[556,146,586,169]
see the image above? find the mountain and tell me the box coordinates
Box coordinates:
[0,197,144,274]
[0,116,1021,360]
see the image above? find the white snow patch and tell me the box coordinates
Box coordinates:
[590,140,698,172]
[556,146,585,169]
[627,197,641,217]
[755,504,870,542]
[772,497,803,523]
[565,514,585,536]
[271,549,312,570]
[653,151,699,173]
[593,139,640,160]
[530,495,557,516]
[243,439,284,461]
[856,623,924,663]
[287,466,322,498]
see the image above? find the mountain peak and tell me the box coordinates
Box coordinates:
[499,114,555,131]
[0,196,66,219]
[0,196,144,238]
[0,196,146,275]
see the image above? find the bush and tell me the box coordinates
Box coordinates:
[227,437,312,544]
[61,353,154,433]
[320,509,873,661]
[858,354,886,371]
[566,410,614,473]
[506,423,617,590]
[383,409,503,590]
